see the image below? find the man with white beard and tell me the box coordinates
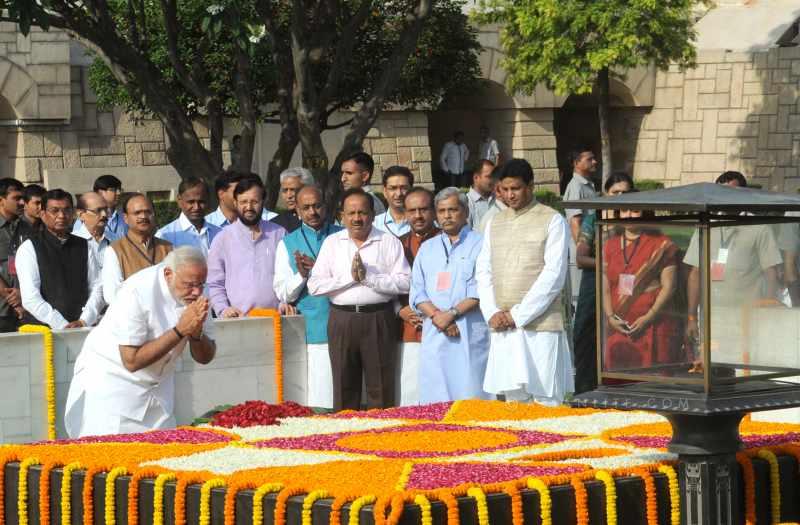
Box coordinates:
[65,246,216,437]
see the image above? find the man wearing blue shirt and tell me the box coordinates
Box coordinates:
[273,185,342,408]
[156,177,221,255]
[410,186,490,403]
[373,166,412,238]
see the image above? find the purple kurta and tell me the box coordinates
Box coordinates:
[207,219,286,315]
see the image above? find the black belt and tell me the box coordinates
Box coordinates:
[331,302,391,313]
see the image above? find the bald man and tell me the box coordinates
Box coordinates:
[103,193,173,304]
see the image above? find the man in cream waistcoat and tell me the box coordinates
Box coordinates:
[475,158,574,405]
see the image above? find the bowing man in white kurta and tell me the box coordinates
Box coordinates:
[65,247,216,437]
[475,159,574,406]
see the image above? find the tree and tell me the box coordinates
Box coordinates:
[474,0,698,184]
[2,0,480,208]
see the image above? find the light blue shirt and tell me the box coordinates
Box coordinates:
[410,225,491,403]
[205,206,277,228]
[72,208,126,242]
[373,210,410,238]
[156,213,221,256]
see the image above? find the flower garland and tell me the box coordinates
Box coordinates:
[174,475,207,525]
[413,495,432,525]
[595,471,617,525]
[504,483,524,525]
[59,462,83,525]
[526,478,552,525]
[395,462,414,492]
[657,465,680,525]
[252,483,284,525]
[152,473,177,525]
[438,490,460,525]
[82,466,110,525]
[738,452,757,525]
[248,308,283,402]
[104,467,128,525]
[127,468,160,525]
[224,481,256,525]
[757,449,782,524]
[19,325,57,440]
[570,477,589,525]
[467,487,489,525]
[17,456,41,525]
[372,496,389,525]
[328,495,351,525]
[38,461,62,525]
[347,494,377,525]
[302,490,330,525]
[199,478,226,525]
[636,469,658,525]
[275,486,307,525]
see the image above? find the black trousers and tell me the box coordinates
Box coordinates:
[0,315,19,333]
[327,305,397,410]
[573,270,598,394]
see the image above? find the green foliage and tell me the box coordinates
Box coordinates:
[635,179,665,191]
[534,189,563,213]
[153,200,180,228]
[473,0,697,96]
[88,0,481,123]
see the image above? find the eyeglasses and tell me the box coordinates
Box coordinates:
[85,207,109,216]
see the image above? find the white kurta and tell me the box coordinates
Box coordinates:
[475,212,574,404]
[64,263,215,437]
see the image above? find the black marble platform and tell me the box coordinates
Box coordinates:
[3,455,799,525]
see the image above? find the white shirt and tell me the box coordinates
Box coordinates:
[156,213,220,256]
[307,227,410,305]
[273,239,307,304]
[16,236,104,329]
[205,206,277,228]
[479,138,500,164]
[64,263,216,437]
[72,222,111,272]
[440,141,469,174]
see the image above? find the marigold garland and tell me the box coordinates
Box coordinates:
[635,469,659,525]
[385,493,407,525]
[252,483,284,525]
[347,494,377,525]
[248,308,284,402]
[413,495,433,525]
[275,486,307,525]
[657,465,680,525]
[467,487,489,525]
[199,478,226,525]
[438,490,460,525]
[329,495,351,525]
[570,477,589,525]
[82,466,109,525]
[19,325,57,440]
[526,478,552,525]
[17,456,41,525]
[152,473,177,525]
[60,462,83,525]
[174,475,207,525]
[504,484,524,525]
[758,449,782,524]
[738,452,757,525]
[103,467,128,525]
[223,481,257,525]
[126,469,160,525]
[302,490,330,525]
[38,461,62,525]
[595,471,618,525]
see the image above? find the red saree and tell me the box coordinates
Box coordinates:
[603,232,681,370]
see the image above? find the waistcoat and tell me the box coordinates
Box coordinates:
[110,235,172,280]
[30,230,88,324]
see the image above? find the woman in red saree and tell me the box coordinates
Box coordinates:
[602,209,680,370]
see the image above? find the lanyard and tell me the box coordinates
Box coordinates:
[300,224,328,259]
[440,235,451,265]
[384,213,403,240]
[125,234,155,265]
[622,235,641,269]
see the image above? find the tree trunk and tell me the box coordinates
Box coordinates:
[265,123,299,210]
[597,67,613,187]
[233,46,257,174]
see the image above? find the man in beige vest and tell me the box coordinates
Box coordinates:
[475,158,573,405]
[103,193,172,304]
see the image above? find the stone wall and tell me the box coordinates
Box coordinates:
[0,316,308,443]
[633,47,800,190]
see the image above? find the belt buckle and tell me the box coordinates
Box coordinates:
[354,304,364,313]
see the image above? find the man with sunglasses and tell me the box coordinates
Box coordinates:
[16,189,104,329]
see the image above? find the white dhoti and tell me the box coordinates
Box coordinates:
[395,342,421,406]
[307,343,333,409]
[483,329,574,405]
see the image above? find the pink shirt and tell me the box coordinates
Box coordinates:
[307,227,410,305]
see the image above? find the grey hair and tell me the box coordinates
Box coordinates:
[163,246,206,271]
[434,186,469,213]
[280,167,315,186]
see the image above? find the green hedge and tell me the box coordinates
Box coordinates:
[635,179,665,191]
[154,200,180,229]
